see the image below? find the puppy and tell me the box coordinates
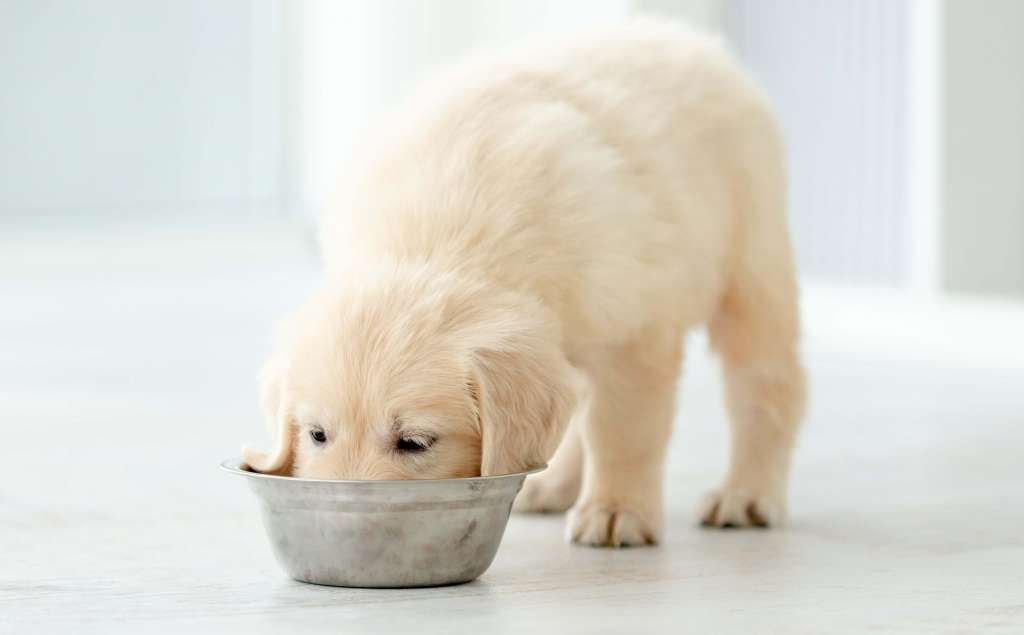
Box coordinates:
[243,21,806,547]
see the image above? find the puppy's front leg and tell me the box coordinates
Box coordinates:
[568,332,682,547]
[514,413,585,513]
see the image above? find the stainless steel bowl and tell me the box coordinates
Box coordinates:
[220,458,539,588]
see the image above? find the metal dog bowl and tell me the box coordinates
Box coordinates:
[221,458,539,588]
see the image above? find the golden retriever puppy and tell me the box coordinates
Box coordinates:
[243,21,806,547]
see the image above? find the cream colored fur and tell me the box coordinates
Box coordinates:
[242,22,806,547]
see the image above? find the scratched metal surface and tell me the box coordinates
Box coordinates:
[222,460,532,588]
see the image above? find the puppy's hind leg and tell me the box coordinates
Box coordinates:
[514,410,585,513]
[568,328,682,547]
[701,269,806,528]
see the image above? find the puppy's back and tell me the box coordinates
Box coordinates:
[323,21,784,340]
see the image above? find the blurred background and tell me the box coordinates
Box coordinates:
[4,0,1021,430]
[6,0,1024,295]
[3,2,1024,629]
[3,0,1022,472]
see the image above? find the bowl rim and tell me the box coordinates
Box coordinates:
[219,457,545,484]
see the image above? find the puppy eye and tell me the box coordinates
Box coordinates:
[396,436,433,453]
[310,427,327,444]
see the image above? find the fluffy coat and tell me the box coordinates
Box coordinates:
[243,22,806,546]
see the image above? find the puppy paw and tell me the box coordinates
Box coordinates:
[699,487,783,528]
[567,501,659,547]
[513,474,580,514]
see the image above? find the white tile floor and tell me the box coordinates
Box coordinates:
[2,221,1023,634]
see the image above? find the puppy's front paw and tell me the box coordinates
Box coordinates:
[699,487,784,528]
[567,500,660,547]
[513,473,580,514]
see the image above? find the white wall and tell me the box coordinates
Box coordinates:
[941,0,1024,297]
[0,0,281,225]
[726,0,1024,298]
[5,0,1022,299]
[727,0,912,288]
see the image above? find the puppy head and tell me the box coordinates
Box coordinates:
[242,267,577,480]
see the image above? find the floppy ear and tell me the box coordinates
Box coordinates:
[471,341,578,477]
[241,354,296,475]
